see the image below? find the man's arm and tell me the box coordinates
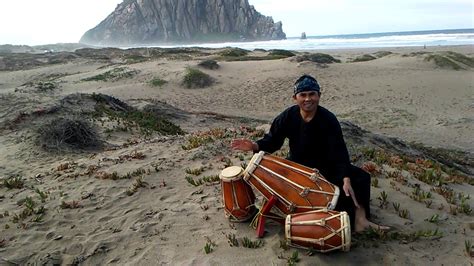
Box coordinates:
[231,111,288,153]
[327,115,351,183]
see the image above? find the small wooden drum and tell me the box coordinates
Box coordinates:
[243,151,339,215]
[285,209,351,253]
[220,166,256,222]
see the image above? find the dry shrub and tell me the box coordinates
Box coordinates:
[37,117,102,151]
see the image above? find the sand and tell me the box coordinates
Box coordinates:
[0,45,473,265]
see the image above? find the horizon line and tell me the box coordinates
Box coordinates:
[287,27,474,39]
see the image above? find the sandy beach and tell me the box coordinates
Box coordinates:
[0,44,473,265]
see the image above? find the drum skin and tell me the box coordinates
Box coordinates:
[220,166,256,222]
[285,210,351,253]
[243,152,339,215]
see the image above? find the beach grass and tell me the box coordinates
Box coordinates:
[218,48,249,57]
[443,51,474,67]
[182,67,214,88]
[82,67,139,82]
[294,53,341,63]
[374,51,393,58]
[149,77,167,87]
[198,59,220,70]
[351,54,377,62]
[268,49,296,57]
[425,54,462,70]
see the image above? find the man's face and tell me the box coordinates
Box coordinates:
[293,91,320,113]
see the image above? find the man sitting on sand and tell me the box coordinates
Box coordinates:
[231,74,389,232]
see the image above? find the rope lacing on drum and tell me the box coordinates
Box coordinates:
[288,203,296,213]
[300,188,310,197]
[309,168,320,182]
[319,218,326,226]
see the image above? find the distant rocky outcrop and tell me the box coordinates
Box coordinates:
[80,0,286,46]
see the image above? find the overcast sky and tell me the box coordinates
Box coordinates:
[0,0,472,45]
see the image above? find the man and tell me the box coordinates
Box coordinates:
[231,74,388,232]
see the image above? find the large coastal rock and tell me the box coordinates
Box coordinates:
[80,0,286,46]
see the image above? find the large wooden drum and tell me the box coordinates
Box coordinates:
[220,166,256,222]
[243,152,339,215]
[285,209,351,253]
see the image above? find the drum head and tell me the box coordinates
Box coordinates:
[219,166,244,181]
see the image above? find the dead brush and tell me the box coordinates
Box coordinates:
[220,156,232,168]
[202,175,220,183]
[360,147,390,164]
[405,162,420,173]
[185,167,206,176]
[35,188,49,202]
[182,128,227,150]
[389,155,404,167]
[126,176,149,196]
[0,239,6,248]
[414,167,445,186]
[446,174,471,184]
[415,158,433,168]
[37,117,103,151]
[95,171,120,180]
[361,161,380,174]
[387,171,407,185]
[432,186,456,204]
[12,197,46,224]
[3,176,25,189]
[182,135,214,150]
[119,150,146,160]
[185,176,204,186]
[84,165,99,175]
[56,162,72,171]
[127,168,147,178]
[60,200,82,209]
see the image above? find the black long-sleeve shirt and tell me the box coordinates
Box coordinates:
[256,105,350,184]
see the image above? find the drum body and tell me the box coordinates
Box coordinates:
[220,166,256,222]
[243,152,339,215]
[285,209,351,253]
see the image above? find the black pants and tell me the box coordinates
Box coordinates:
[333,165,371,229]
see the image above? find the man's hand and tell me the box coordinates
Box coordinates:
[231,138,257,152]
[343,177,360,208]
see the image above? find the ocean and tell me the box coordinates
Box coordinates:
[158,28,474,50]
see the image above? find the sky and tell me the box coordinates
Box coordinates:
[0,0,472,45]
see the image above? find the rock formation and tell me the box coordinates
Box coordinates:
[80,0,286,46]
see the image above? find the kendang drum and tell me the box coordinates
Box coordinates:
[285,209,351,253]
[243,151,339,215]
[220,166,256,222]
